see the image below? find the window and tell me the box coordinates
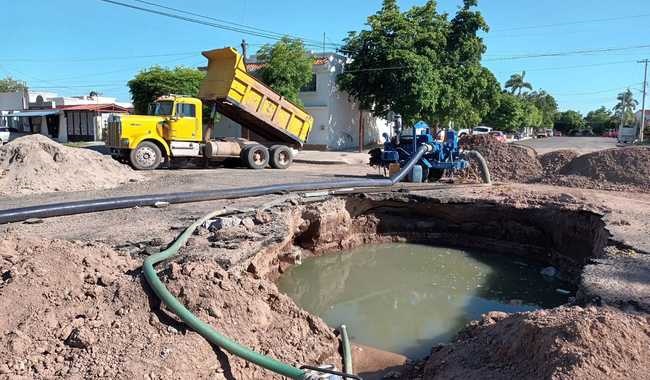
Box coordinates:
[150,101,173,116]
[300,74,317,92]
[176,103,196,118]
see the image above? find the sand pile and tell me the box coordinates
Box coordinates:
[0,134,143,195]
[460,135,542,182]
[0,235,338,379]
[422,306,650,380]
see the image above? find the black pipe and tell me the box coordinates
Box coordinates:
[0,145,429,225]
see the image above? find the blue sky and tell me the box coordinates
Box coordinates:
[2,0,649,114]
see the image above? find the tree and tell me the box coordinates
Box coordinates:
[613,88,638,126]
[554,110,585,134]
[127,66,205,114]
[256,37,313,106]
[504,71,533,96]
[336,0,499,127]
[525,90,558,129]
[0,76,27,92]
[585,106,615,134]
[483,92,527,132]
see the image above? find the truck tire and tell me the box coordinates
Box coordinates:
[130,141,162,170]
[269,145,293,169]
[241,144,269,169]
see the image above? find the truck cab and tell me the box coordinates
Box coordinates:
[106,95,204,169]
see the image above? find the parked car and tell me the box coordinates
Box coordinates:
[553,130,562,137]
[0,127,10,145]
[488,130,507,143]
[473,126,492,135]
[602,129,618,138]
[536,130,548,138]
[457,128,470,139]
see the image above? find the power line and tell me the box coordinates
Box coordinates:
[491,12,650,33]
[129,0,334,48]
[0,52,197,63]
[98,0,340,50]
[484,43,650,61]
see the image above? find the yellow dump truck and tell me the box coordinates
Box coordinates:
[105,47,313,170]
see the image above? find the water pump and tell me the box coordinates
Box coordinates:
[369,116,474,183]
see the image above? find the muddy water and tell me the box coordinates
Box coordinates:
[278,243,572,358]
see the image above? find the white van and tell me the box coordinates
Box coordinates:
[473,126,493,135]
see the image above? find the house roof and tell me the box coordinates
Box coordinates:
[244,56,331,75]
[56,104,130,113]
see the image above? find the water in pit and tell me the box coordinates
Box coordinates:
[277,243,572,358]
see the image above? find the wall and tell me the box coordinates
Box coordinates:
[0,91,27,111]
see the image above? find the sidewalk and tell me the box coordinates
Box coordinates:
[294,150,369,165]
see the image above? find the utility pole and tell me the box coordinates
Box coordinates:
[241,39,248,64]
[638,59,648,141]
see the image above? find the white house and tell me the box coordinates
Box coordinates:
[0,91,132,142]
[213,53,390,151]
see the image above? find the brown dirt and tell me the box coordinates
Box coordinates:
[0,234,338,379]
[0,135,143,195]
[459,135,543,182]
[421,306,650,380]
[539,149,578,175]
[539,147,650,193]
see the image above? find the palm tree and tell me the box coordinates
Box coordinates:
[505,71,533,96]
[613,88,638,126]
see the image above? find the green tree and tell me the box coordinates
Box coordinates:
[127,66,205,114]
[256,37,313,106]
[585,106,615,134]
[336,0,499,127]
[0,76,27,92]
[613,88,638,126]
[554,110,585,134]
[525,90,558,129]
[483,92,527,132]
[504,71,532,96]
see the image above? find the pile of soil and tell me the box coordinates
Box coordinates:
[0,235,338,379]
[422,306,650,380]
[0,135,143,195]
[541,147,650,192]
[539,149,578,175]
[459,135,542,182]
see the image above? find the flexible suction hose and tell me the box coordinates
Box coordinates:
[340,324,353,375]
[143,208,308,379]
[139,145,428,379]
[0,145,430,225]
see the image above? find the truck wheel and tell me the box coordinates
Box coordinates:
[269,145,293,169]
[130,141,162,170]
[241,144,269,169]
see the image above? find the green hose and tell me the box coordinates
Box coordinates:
[340,324,353,375]
[142,209,307,379]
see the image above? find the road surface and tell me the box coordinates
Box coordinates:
[514,137,617,155]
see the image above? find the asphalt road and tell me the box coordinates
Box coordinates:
[514,136,618,155]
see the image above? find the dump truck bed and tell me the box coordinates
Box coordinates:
[198,47,313,148]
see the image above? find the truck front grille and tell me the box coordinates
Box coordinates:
[106,116,122,147]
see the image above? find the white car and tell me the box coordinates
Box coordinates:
[473,126,493,135]
[0,127,10,145]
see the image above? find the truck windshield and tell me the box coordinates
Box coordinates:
[150,101,173,116]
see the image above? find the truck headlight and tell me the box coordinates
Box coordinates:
[120,138,130,146]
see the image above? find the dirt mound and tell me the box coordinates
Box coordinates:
[560,146,650,187]
[459,135,542,182]
[539,150,578,175]
[422,306,650,380]
[0,134,143,195]
[0,235,338,379]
